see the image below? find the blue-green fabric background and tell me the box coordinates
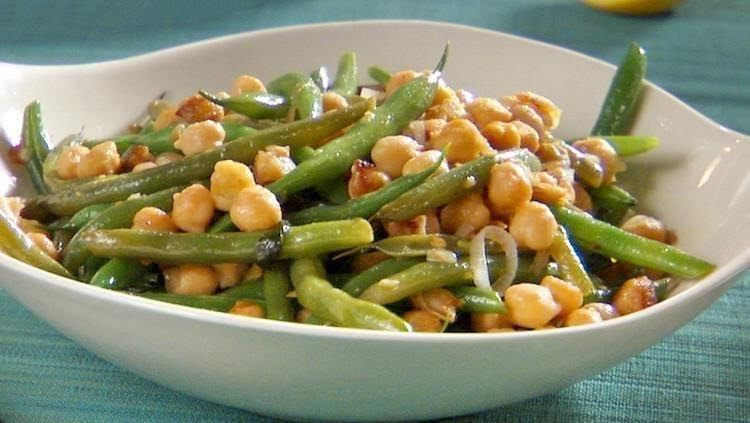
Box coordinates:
[0,1,748,421]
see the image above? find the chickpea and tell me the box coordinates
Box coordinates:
[425,100,467,121]
[573,182,594,213]
[27,232,59,260]
[564,308,603,327]
[531,171,570,205]
[504,283,561,329]
[132,206,178,232]
[573,137,626,184]
[429,119,493,164]
[540,275,583,317]
[55,145,90,179]
[370,135,421,178]
[164,264,219,295]
[131,162,158,172]
[486,162,533,216]
[439,192,490,235]
[510,120,540,153]
[76,141,121,178]
[212,263,250,289]
[322,91,349,112]
[503,92,561,130]
[347,160,390,198]
[431,85,460,107]
[153,105,180,131]
[465,97,512,130]
[229,300,265,318]
[403,119,447,144]
[253,147,296,185]
[121,145,154,172]
[481,121,521,151]
[384,214,428,237]
[401,149,448,176]
[470,312,514,332]
[210,160,256,211]
[402,310,443,332]
[620,214,668,243]
[384,70,420,98]
[509,201,558,250]
[231,74,267,95]
[244,263,264,281]
[582,302,619,321]
[296,308,314,323]
[176,94,224,123]
[613,276,658,316]
[411,288,461,322]
[174,120,226,156]
[230,185,282,232]
[350,251,390,273]
[154,151,184,166]
[171,184,215,233]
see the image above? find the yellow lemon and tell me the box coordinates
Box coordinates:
[582,0,685,15]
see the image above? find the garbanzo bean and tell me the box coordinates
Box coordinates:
[481,121,521,151]
[164,264,219,295]
[540,275,583,317]
[176,94,224,123]
[253,146,296,185]
[322,91,349,112]
[465,97,512,130]
[171,184,215,233]
[612,276,658,315]
[486,161,533,216]
[231,74,267,95]
[470,312,514,332]
[402,309,443,332]
[384,70,420,98]
[154,151,184,166]
[620,214,668,243]
[347,159,390,199]
[510,120,540,153]
[504,283,561,329]
[410,288,461,322]
[55,145,90,179]
[229,300,265,318]
[174,120,226,156]
[76,141,121,179]
[371,135,421,178]
[509,200,558,250]
[212,263,250,289]
[132,206,178,232]
[564,308,603,327]
[573,137,626,184]
[429,119,493,164]
[229,185,282,232]
[439,192,490,235]
[210,160,255,211]
[401,150,448,176]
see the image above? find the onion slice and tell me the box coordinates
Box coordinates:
[469,225,519,293]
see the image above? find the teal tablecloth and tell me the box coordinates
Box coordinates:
[0,1,748,421]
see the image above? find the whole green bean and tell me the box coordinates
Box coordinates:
[358,261,471,305]
[267,46,449,200]
[82,218,373,264]
[290,258,411,332]
[200,90,289,120]
[450,286,506,314]
[591,42,647,135]
[287,152,443,225]
[377,148,541,222]
[547,227,595,296]
[291,146,350,205]
[262,264,295,321]
[340,257,423,297]
[137,292,264,313]
[22,101,370,219]
[62,185,184,275]
[331,52,357,96]
[218,279,264,300]
[551,205,715,279]
[0,206,71,278]
[46,202,113,232]
[367,65,391,85]
[589,184,637,208]
[90,257,149,290]
[267,73,323,120]
[20,101,51,194]
[559,142,604,188]
[310,66,331,91]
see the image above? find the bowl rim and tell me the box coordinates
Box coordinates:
[1,19,748,343]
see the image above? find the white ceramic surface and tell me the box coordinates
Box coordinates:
[0,21,748,421]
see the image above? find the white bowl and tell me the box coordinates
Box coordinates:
[0,21,748,421]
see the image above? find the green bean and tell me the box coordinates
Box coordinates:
[559,142,604,188]
[368,65,391,85]
[221,121,257,141]
[450,286,506,314]
[82,218,373,264]
[290,258,411,331]
[288,152,443,225]
[547,227,595,296]
[218,279,264,300]
[551,205,715,279]
[262,264,294,322]
[22,101,370,219]
[268,46,449,200]
[341,257,423,297]
[62,185,184,275]
[84,126,171,154]
[267,73,323,120]
[290,145,350,205]
[41,132,84,193]
[589,184,637,208]
[359,261,471,305]
[331,52,357,96]
[90,257,149,290]
[654,277,672,301]
[79,255,109,283]
[310,66,331,91]
[377,148,541,221]
[591,42,647,136]
[0,206,72,278]
[46,203,113,232]
[20,101,51,194]
[199,90,289,120]
[137,292,263,313]
[584,135,660,157]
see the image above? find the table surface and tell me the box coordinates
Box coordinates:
[0,1,748,421]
